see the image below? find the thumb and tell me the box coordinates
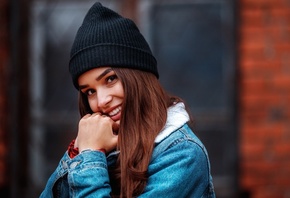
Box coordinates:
[107,133,118,153]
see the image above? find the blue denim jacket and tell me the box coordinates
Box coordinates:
[40,103,215,197]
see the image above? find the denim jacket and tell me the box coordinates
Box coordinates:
[40,103,215,197]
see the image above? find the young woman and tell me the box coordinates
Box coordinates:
[40,2,215,198]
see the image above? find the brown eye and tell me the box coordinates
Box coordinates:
[85,89,95,96]
[106,75,117,83]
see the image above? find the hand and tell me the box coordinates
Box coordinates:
[75,113,119,153]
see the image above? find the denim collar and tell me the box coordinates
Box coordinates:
[155,102,189,143]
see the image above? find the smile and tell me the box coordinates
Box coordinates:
[108,106,121,117]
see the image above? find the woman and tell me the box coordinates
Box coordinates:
[40,2,215,198]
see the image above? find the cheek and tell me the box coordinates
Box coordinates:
[88,98,98,112]
[116,82,124,98]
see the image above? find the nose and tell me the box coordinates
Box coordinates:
[96,88,112,110]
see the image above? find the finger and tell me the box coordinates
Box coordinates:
[111,134,118,145]
[82,114,91,119]
[92,112,102,117]
[107,135,118,153]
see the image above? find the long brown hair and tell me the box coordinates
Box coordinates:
[78,68,186,197]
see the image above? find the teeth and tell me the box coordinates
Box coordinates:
[108,106,121,116]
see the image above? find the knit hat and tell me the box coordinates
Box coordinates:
[69,2,158,89]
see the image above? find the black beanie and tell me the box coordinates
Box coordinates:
[69,2,158,89]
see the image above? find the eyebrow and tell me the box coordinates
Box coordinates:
[79,68,113,90]
[96,68,113,81]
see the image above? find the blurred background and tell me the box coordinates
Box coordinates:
[0,0,290,197]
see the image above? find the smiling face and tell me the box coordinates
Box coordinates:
[78,67,124,124]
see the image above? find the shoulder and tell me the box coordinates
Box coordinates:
[151,123,213,179]
[146,124,214,196]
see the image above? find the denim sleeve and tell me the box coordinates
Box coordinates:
[67,150,111,198]
[140,139,213,197]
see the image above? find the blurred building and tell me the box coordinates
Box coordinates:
[0,0,289,197]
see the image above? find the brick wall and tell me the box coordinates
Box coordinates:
[0,0,9,191]
[239,0,290,197]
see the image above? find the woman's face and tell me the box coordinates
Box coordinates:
[78,67,124,124]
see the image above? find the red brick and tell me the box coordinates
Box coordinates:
[240,142,266,160]
[240,167,273,187]
[240,173,262,188]
[242,160,282,175]
[240,59,281,76]
[242,27,286,43]
[269,7,290,21]
[271,74,290,92]
[239,26,267,44]
[241,77,270,93]
[239,7,290,29]
[275,179,290,190]
[273,142,290,158]
[240,75,290,103]
[241,91,280,110]
[240,8,265,26]
[255,189,286,198]
[240,122,285,141]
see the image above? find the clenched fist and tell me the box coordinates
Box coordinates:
[75,113,119,153]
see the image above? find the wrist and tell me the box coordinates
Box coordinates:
[68,140,106,158]
[80,148,106,154]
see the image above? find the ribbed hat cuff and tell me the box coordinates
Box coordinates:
[69,44,158,89]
